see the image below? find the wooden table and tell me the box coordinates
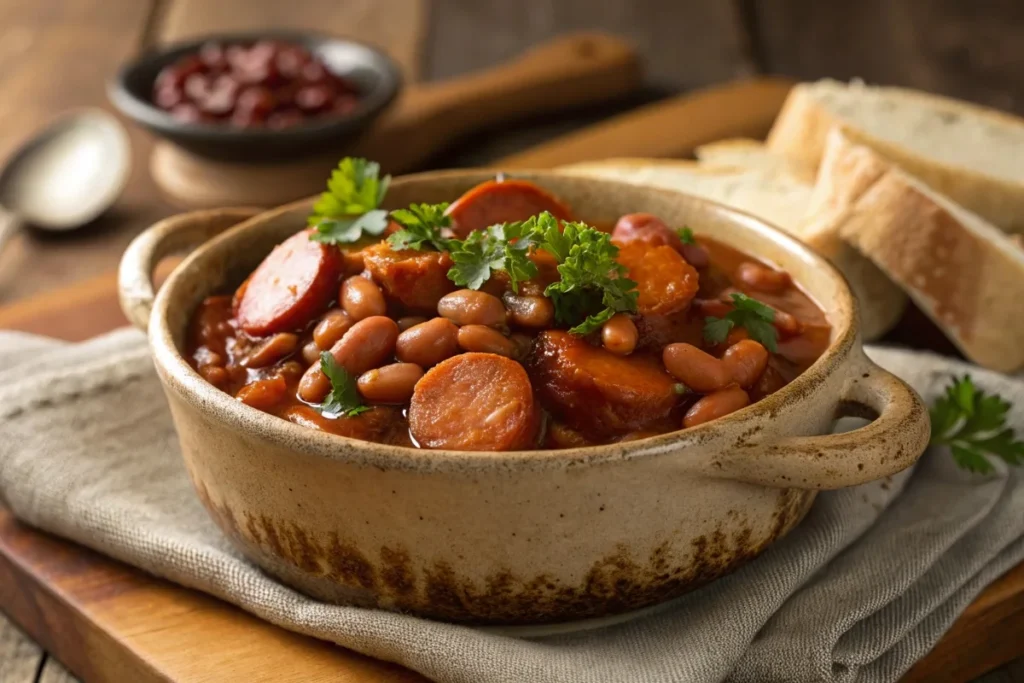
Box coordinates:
[1,1,1023,681]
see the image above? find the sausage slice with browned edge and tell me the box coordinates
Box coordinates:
[409,353,540,451]
[529,331,678,436]
[236,229,343,336]
[445,179,573,238]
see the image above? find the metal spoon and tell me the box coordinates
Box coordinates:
[0,109,131,256]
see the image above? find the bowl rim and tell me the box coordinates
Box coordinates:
[107,29,402,142]
[149,169,859,473]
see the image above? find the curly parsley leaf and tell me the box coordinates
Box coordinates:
[677,227,696,245]
[318,352,371,418]
[387,203,453,252]
[930,375,1024,474]
[702,292,779,352]
[447,222,538,292]
[540,219,638,334]
[309,157,391,245]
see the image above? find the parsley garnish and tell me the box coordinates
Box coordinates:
[678,227,696,245]
[387,203,453,252]
[309,157,391,245]
[448,221,538,292]
[318,352,371,418]
[535,217,638,335]
[930,375,1024,474]
[703,293,779,352]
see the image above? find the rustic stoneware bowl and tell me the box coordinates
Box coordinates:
[118,171,930,626]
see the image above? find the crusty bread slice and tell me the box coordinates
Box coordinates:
[815,128,1024,372]
[767,79,1024,234]
[557,158,902,340]
[695,138,816,183]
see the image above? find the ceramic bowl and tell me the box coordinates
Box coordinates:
[118,171,930,625]
[108,31,401,162]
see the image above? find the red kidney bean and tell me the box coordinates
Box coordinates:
[721,340,769,389]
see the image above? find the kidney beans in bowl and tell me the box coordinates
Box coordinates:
[109,31,401,161]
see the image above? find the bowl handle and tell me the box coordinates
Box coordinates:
[118,208,261,331]
[709,352,931,490]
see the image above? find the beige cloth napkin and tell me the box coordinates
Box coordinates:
[0,328,1022,683]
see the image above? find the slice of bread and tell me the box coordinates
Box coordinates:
[815,128,1024,372]
[557,158,902,340]
[767,79,1024,234]
[695,138,816,183]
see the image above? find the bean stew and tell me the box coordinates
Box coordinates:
[186,159,831,451]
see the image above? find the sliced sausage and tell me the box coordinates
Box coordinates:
[529,331,677,437]
[409,353,540,450]
[283,404,402,441]
[616,243,699,316]
[445,179,573,238]
[611,213,683,251]
[362,242,455,313]
[236,229,343,336]
[297,316,399,403]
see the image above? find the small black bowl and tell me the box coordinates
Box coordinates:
[109,31,401,162]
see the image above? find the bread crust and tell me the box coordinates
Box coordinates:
[767,80,1024,234]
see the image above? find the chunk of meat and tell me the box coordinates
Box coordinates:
[361,242,455,313]
[445,179,573,238]
[283,405,402,441]
[612,213,683,251]
[616,243,699,316]
[529,331,677,436]
[236,229,342,335]
[409,353,540,451]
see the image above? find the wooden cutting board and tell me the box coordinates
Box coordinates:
[1,81,1022,683]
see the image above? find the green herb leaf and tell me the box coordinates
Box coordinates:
[931,375,1024,474]
[702,293,779,351]
[308,158,391,245]
[310,210,390,244]
[447,222,539,292]
[539,218,638,335]
[677,227,696,245]
[318,352,371,418]
[387,203,453,252]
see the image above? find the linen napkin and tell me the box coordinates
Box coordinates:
[0,328,1021,683]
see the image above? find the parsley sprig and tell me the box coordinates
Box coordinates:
[931,375,1024,474]
[318,352,371,418]
[703,293,779,352]
[309,158,391,245]
[677,227,696,245]
[448,221,537,292]
[387,203,453,252]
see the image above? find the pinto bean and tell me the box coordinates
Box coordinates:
[298,316,399,403]
[199,365,228,387]
[601,314,638,355]
[683,385,750,428]
[396,317,459,367]
[773,309,803,337]
[313,309,353,349]
[340,276,386,321]
[236,376,287,411]
[722,340,769,389]
[301,340,321,365]
[457,325,517,357]
[737,262,791,294]
[437,289,507,327]
[242,332,298,368]
[357,363,424,404]
[680,243,710,269]
[503,292,555,328]
[662,343,732,393]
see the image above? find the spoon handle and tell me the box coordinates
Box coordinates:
[0,207,21,257]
